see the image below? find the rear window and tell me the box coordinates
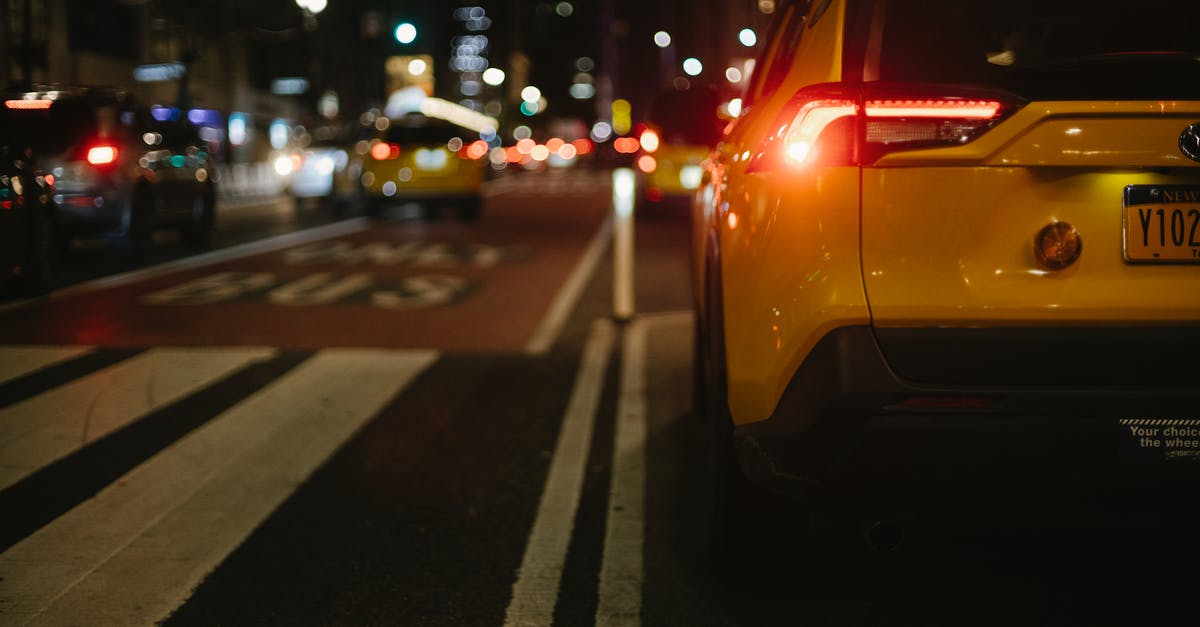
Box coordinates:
[0,100,100,154]
[0,97,144,154]
[385,117,463,145]
[877,0,1200,100]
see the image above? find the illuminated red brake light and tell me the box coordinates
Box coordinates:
[87,146,118,166]
[864,99,1002,119]
[749,85,1019,172]
[5,99,52,110]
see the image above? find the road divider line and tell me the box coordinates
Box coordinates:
[0,218,371,314]
[505,318,616,627]
[525,217,613,355]
[0,347,277,492]
[0,348,437,626]
[0,346,93,385]
[596,317,648,627]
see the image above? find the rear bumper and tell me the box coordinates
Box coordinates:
[735,326,1200,514]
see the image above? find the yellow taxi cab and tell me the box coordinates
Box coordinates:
[636,87,722,207]
[360,113,486,219]
[694,0,1200,554]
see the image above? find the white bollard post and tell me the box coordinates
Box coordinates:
[612,168,635,321]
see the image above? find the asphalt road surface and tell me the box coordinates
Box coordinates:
[1,169,1198,626]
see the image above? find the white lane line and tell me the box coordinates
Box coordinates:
[504,318,616,627]
[525,216,613,355]
[0,348,437,626]
[0,218,370,314]
[0,346,93,385]
[0,347,276,491]
[596,316,649,627]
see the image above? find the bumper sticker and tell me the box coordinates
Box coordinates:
[1120,418,1200,462]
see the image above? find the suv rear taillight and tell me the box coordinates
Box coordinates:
[86,145,118,166]
[748,83,1022,171]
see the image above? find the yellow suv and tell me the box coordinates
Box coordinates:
[695,0,1200,549]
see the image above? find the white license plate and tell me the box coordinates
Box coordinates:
[1123,185,1200,262]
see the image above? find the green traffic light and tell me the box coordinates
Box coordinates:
[395,22,417,44]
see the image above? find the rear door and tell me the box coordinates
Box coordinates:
[857,0,1200,384]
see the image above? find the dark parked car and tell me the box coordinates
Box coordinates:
[0,143,56,294]
[1,87,216,259]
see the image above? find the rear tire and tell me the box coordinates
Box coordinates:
[181,185,215,247]
[16,202,56,295]
[458,196,482,221]
[128,188,155,262]
[702,250,809,585]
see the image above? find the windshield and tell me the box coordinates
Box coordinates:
[876,0,1200,99]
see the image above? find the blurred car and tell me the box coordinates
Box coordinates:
[0,88,216,259]
[694,0,1200,555]
[360,114,485,220]
[636,87,723,207]
[0,143,56,295]
[289,126,368,211]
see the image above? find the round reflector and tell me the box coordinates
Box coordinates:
[1034,222,1082,270]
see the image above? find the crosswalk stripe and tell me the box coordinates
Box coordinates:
[0,347,276,492]
[0,346,93,386]
[0,348,437,626]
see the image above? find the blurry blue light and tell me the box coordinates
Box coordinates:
[134,62,186,83]
[270,119,290,150]
[187,108,221,127]
[519,101,539,116]
[151,106,180,122]
[228,113,247,146]
[271,78,310,95]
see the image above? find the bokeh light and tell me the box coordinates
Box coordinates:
[394,22,417,44]
[653,31,671,48]
[521,85,542,103]
[482,68,506,86]
[682,58,703,76]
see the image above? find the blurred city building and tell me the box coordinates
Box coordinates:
[0,0,768,164]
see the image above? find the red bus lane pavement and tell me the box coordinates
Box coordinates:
[0,187,611,352]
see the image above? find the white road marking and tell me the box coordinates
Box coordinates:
[525,217,613,355]
[595,315,656,627]
[0,346,93,385]
[0,348,437,626]
[0,347,276,491]
[504,319,616,626]
[0,218,371,314]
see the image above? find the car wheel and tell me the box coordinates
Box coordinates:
[128,188,155,262]
[363,198,385,219]
[702,252,808,584]
[17,202,57,295]
[181,185,215,247]
[458,196,482,221]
